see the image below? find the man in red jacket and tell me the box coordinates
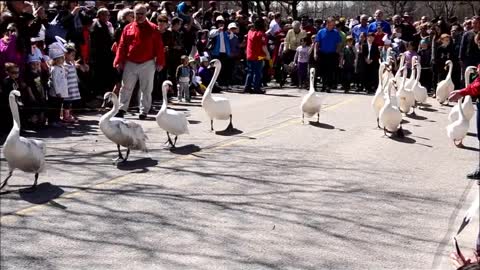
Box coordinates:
[113,4,165,120]
[449,64,480,179]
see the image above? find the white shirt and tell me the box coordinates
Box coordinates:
[267,20,280,36]
[367,42,372,59]
[49,65,68,98]
[209,28,226,53]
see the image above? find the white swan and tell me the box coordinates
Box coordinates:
[99,92,148,163]
[156,80,189,148]
[404,56,418,90]
[394,53,406,88]
[436,60,454,105]
[396,66,416,114]
[1,90,46,192]
[372,62,388,128]
[448,66,476,122]
[202,59,234,131]
[379,79,404,137]
[301,67,322,123]
[446,96,469,147]
[412,63,428,104]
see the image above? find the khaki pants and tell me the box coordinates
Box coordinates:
[118,60,155,115]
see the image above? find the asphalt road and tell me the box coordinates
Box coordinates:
[0,86,479,270]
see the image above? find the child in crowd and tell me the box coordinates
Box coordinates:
[294,37,309,89]
[355,32,367,92]
[24,54,48,128]
[342,36,356,93]
[434,33,455,86]
[417,39,433,93]
[404,41,419,77]
[63,42,82,123]
[2,63,22,127]
[48,42,69,127]
[176,55,193,102]
[198,56,222,93]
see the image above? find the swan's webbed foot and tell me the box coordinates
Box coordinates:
[166,132,175,147]
[454,140,464,148]
[396,126,405,138]
[0,171,13,194]
[23,173,39,193]
[225,115,234,131]
[113,145,125,164]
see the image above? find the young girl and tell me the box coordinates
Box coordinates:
[63,42,82,123]
[294,38,310,89]
[24,54,48,128]
[176,55,193,103]
[404,41,419,77]
[48,42,68,127]
[434,33,455,88]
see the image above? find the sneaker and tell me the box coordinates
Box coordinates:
[138,114,147,120]
[115,110,125,118]
[466,168,480,180]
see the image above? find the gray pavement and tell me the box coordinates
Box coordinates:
[0,87,479,270]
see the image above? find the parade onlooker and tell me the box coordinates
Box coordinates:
[363,32,380,93]
[293,37,309,88]
[244,18,270,94]
[24,53,48,129]
[418,39,433,93]
[434,33,455,87]
[460,16,480,72]
[63,42,81,123]
[114,4,165,120]
[176,55,193,102]
[342,35,356,93]
[368,9,392,36]
[352,14,369,43]
[48,42,68,128]
[314,17,342,92]
[209,15,231,87]
[283,21,306,86]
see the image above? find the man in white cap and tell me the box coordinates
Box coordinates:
[209,15,231,87]
[114,4,165,120]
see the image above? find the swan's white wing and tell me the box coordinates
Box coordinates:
[206,96,232,120]
[110,118,148,151]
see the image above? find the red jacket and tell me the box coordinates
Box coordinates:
[113,21,165,67]
[460,76,480,97]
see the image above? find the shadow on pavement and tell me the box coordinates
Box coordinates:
[17,182,64,205]
[467,132,477,138]
[215,128,243,136]
[116,158,158,171]
[170,144,201,155]
[309,122,335,129]
[264,93,299,98]
[187,120,202,124]
[406,113,428,121]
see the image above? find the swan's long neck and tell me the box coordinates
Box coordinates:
[8,94,20,134]
[104,94,119,120]
[459,97,465,120]
[309,70,315,94]
[160,86,168,112]
[465,69,473,86]
[396,55,405,78]
[203,65,221,100]
[446,62,453,80]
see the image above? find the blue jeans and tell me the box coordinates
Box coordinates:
[245,60,264,91]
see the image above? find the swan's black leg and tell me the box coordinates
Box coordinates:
[317,112,320,123]
[24,173,39,193]
[210,119,214,131]
[124,149,130,162]
[166,132,174,147]
[377,117,381,129]
[0,171,13,191]
[396,125,405,138]
[302,113,304,124]
[225,114,234,131]
[410,106,416,116]
[173,136,178,148]
[113,144,124,163]
[383,127,388,137]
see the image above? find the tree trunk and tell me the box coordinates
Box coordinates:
[292,0,298,19]
[240,0,249,16]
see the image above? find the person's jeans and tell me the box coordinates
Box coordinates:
[245,60,264,92]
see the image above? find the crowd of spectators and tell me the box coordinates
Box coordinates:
[0,1,479,133]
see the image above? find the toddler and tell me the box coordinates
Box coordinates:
[63,42,82,123]
[294,38,309,89]
[176,55,193,102]
[48,41,68,127]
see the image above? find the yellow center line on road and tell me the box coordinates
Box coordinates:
[1,96,356,223]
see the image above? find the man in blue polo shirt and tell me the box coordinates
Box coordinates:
[352,14,369,43]
[314,17,342,92]
[368,9,391,36]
